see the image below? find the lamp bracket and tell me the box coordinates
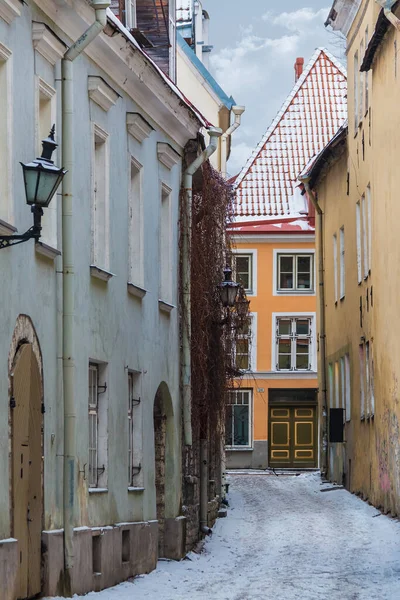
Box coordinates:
[0,206,43,250]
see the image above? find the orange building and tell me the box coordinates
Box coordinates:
[226,50,347,470]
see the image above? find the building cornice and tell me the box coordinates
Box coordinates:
[0,0,20,25]
[230,234,315,244]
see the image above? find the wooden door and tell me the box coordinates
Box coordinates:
[269,406,317,468]
[12,344,42,599]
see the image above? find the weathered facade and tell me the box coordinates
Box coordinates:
[0,0,210,597]
[306,0,400,514]
[227,50,347,471]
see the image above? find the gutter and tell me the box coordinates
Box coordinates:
[182,127,222,447]
[221,106,245,179]
[378,0,400,30]
[298,177,328,478]
[61,0,110,592]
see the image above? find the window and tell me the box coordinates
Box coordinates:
[88,362,108,488]
[354,51,359,132]
[339,227,345,299]
[236,317,252,371]
[0,44,12,223]
[37,78,57,247]
[159,184,172,302]
[361,195,368,278]
[277,253,314,293]
[128,158,143,286]
[359,40,364,123]
[345,354,351,422]
[365,27,369,113]
[233,254,253,293]
[328,363,334,408]
[125,0,137,28]
[365,341,371,418]
[169,0,177,81]
[225,390,252,448]
[128,371,142,487]
[333,234,338,302]
[359,344,365,420]
[276,317,312,371]
[356,202,362,283]
[367,184,372,273]
[92,125,109,270]
[334,361,340,408]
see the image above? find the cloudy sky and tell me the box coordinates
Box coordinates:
[207,1,346,176]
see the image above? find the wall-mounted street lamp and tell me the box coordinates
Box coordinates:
[0,126,66,250]
[218,266,240,308]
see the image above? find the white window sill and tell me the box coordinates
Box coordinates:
[88,488,108,494]
[0,218,17,236]
[226,447,253,452]
[35,241,61,260]
[276,290,315,295]
[128,486,145,493]
[159,299,175,314]
[127,282,147,299]
[90,265,115,282]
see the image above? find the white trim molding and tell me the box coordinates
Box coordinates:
[0,0,20,25]
[90,265,115,282]
[231,248,258,297]
[271,311,317,373]
[32,22,66,65]
[127,282,147,299]
[157,142,181,170]
[158,299,175,314]
[126,112,154,143]
[272,248,316,296]
[231,233,315,244]
[88,76,119,112]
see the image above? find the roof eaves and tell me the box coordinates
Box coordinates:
[177,33,235,109]
[234,48,347,190]
[361,1,400,71]
[301,121,348,188]
[106,9,211,128]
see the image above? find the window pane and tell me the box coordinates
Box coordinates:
[297,256,311,273]
[225,406,233,445]
[279,256,293,289]
[278,319,291,336]
[236,256,251,289]
[280,256,293,272]
[279,340,291,354]
[233,405,249,446]
[296,339,310,369]
[296,319,310,336]
[278,354,292,370]
[297,256,311,289]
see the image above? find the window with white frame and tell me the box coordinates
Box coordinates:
[333,233,338,302]
[169,0,177,82]
[235,316,253,371]
[160,184,172,302]
[128,371,143,487]
[361,194,368,279]
[233,254,253,294]
[125,0,137,29]
[92,125,109,270]
[339,227,345,299]
[37,78,57,247]
[0,44,12,223]
[354,50,359,132]
[359,39,364,124]
[225,389,252,448]
[345,353,351,422]
[88,363,108,488]
[275,316,313,371]
[277,253,314,293]
[365,27,369,114]
[328,363,334,408]
[128,158,143,286]
[356,201,362,283]
[367,184,372,273]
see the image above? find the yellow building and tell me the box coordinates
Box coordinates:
[226,50,347,470]
[303,0,400,514]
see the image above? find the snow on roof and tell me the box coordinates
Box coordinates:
[234,48,347,220]
[177,0,193,23]
[106,8,211,129]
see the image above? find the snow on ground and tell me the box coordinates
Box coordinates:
[46,472,400,600]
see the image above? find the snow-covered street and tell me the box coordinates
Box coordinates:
[47,473,400,600]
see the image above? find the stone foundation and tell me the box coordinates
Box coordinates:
[0,538,18,600]
[164,516,186,560]
[226,441,269,469]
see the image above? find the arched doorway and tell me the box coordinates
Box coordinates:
[153,382,174,557]
[10,328,43,599]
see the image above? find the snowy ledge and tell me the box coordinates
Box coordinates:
[128,487,145,493]
[88,488,108,494]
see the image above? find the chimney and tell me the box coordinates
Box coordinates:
[294,57,304,82]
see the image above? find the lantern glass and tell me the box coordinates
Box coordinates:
[21,162,65,207]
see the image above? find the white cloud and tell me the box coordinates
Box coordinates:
[263,8,329,32]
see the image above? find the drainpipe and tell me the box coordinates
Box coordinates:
[182,127,222,447]
[299,177,328,477]
[377,1,400,30]
[220,106,245,179]
[200,439,212,535]
[62,0,110,591]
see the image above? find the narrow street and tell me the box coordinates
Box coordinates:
[47,473,400,600]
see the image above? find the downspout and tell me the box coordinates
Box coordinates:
[182,126,222,447]
[300,177,328,477]
[220,106,245,179]
[62,0,110,591]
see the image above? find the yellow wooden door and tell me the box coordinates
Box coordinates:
[12,344,42,599]
[269,406,317,468]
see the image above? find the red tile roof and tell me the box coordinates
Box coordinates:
[234,48,347,220]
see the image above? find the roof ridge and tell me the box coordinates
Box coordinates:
[234,47,346,190]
